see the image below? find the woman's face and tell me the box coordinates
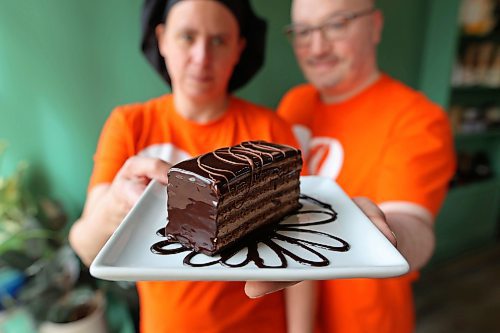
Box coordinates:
[156,0,245,102]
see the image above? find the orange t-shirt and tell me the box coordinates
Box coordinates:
[278,74,455,333]
[89,94,300,333]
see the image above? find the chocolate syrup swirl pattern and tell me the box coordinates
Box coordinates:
[151,194,350,268]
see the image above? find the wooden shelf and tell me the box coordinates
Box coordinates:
[460,32,500,44]
[450,177,500,191]
[455,130,500,141]
[451,86,500,94]
[450,87,500,105]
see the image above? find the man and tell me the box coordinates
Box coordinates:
[274,0,456,332]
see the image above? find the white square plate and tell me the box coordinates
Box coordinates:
[90,176,409,281]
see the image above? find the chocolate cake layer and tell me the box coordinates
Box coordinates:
[166,141,302,255]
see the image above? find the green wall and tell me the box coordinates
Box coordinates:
[419,0,461,106]
[0,0,431,220]
[0,0,165,218]
[377,0,430,89]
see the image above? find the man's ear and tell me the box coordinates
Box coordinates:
[156,24,166,56]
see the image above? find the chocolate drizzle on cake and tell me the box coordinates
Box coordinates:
[165,141,303,256]
[151,194,350,268]
[192,141,292,189]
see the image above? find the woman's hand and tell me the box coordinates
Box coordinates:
[107,156,171,219]
[69,156,171,266]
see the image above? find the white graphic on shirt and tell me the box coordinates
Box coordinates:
[293,125,344,180]
[138,143,192,164]
[292,125,312,157]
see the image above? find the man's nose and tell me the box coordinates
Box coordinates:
[309,30,331,55]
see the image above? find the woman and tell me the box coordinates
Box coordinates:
[69,1,314,332]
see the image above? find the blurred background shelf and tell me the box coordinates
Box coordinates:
[454,129,500,140]
[451,87,500,104]
[460,32,500,44]
[420,0,500,266]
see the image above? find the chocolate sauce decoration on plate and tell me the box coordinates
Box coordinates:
[151,194,350,268]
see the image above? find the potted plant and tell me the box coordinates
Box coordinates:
[0,142,107,333]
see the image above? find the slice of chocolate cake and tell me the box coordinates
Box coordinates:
[166,141,302,255]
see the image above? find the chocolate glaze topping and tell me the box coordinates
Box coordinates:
[169,141,300,194]
[152,194,350,268]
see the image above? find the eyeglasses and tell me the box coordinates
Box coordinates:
[284,7,376,47]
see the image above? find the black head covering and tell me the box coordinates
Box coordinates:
[141,0,267,92]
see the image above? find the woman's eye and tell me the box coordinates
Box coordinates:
[179,32,195,43]
[211,36,226,46]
